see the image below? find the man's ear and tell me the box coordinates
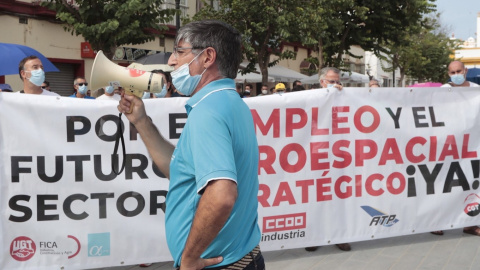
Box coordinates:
[203,47,217,69]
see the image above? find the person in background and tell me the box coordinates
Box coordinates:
[118,19,263,270]
[41,80,51,91]
[273,82,286,94]
[369,79,380,87]
[151,69,174,98]
[319,67,343,91]
[96,85,121,101]
[17,56,60,96]
[305,66,350,253]
[93,87,105,98]
[293,80,303,88]
[256,84,269,96]
[243,88,251,98]
[245,84,253,96]
[236,84,244,98]
[430,60,480,236]
[0,83,13,92]
[292,80,306,92]
[441,60,479,88]
[70,76,95,99]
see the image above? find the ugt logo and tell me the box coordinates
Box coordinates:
[361,206,399,227]
[88,233,110,257]
[10,236,36,261]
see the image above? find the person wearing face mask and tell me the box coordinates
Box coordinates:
[96,85,121,101]
[17,56,60,96]
[441,60,479,88]
[305,66,350,253]
[319,67,344,91]
[118,20,264,270]
[431,60,480,237]
[70,77,95,99]
[273,82,286,94]
[151,69,174,98]
[256,84,270,96]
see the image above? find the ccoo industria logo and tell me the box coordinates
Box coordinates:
[361,206,399,227]
[464,193,480,217]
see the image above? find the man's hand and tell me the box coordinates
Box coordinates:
[180,256,223,270]
[117,92,147,126]
[333,83,343,91]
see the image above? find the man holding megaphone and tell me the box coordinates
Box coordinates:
[118,20,264,270]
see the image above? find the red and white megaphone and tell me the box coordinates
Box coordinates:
[90,50,164,100]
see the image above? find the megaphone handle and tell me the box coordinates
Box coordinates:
[124,91,135,114]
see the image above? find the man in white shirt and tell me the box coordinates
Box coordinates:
[18,56,60,96]
[96,85,121,101]
[441,60,479,88]
[432,60,480,237]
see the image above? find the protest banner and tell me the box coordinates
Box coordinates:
[1,86,479,269]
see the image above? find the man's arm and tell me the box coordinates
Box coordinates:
[118,94,174,178]
[180,179,238,270]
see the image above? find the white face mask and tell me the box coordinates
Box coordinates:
[450,73,466,85]
[105,85,114,94]
[262,90,268,95]
[171,49,207,96]
[26,69,45,86]
[154,85,168,98]
[78,85,88,95]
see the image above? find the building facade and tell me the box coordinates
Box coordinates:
[0,0,194,95]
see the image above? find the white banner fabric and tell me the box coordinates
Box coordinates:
[1,87,480,269]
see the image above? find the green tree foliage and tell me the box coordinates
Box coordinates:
[42,0,176,59]
[296,0,436,74]
[378,14,456,85]
[189,0,300,84]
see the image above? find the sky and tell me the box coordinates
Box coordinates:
[435,0,480,40]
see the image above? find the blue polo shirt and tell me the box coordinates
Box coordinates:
[166,78,260,268]
[69,94,95,99]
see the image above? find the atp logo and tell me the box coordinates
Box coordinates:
[361,206,399,227]
[88,233,110,257]
[464,194,480,217]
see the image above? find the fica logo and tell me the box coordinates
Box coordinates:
[464,193,480,217]
[88,233,110,257]
[10,236,36,261]
[361,206,399,227]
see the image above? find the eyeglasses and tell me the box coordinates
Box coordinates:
[323,79,341,85]
[173,46,204,58]
[76,83,88,86]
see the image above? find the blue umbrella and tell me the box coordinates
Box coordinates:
[467,67,480,85]
[0,43,59,76]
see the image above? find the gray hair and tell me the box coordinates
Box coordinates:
[73,76,86,85]
[369,79,380,86]
[319,67,341,81]
[175,20,242,79]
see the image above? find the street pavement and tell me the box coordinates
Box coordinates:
[95,228,480,270]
